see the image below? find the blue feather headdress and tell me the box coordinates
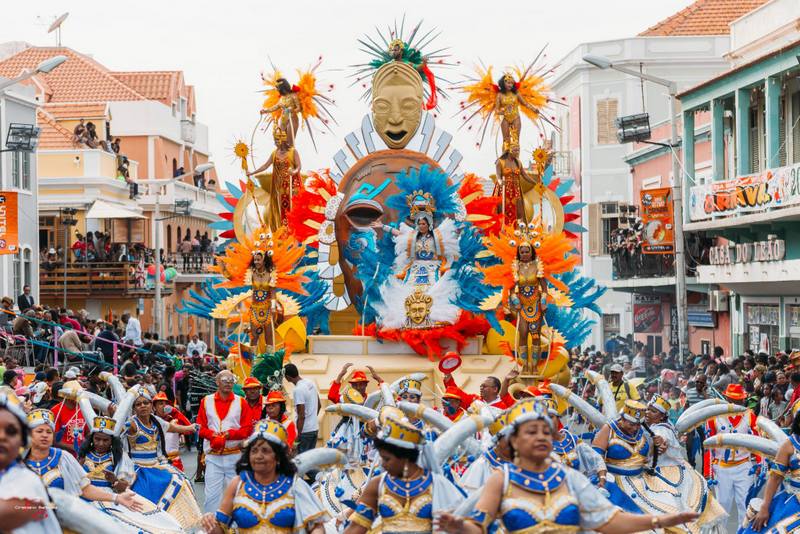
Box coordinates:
[385,165,460,224]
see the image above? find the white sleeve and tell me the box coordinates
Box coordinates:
[0,464,50,502]
[60,450,91,493]
[294,384,306,406]
[291,476,329,532]
[566,468,618,530]
[154,415,171,434]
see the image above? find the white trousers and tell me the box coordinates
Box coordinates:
[713,460,752,526]
[204,453,241,513]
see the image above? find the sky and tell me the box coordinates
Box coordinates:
[0,0,696,184]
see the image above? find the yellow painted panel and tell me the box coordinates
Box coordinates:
[38,153,84,177]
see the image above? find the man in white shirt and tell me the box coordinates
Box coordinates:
[632,350,646,378]
[187,334,208,359]
[284,363,319,455]
[121,311,142,346]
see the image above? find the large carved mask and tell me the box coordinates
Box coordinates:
[371,62,423,150]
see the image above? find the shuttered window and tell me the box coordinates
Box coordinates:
[588,203,601,256]
[779,97,787,167]
[750,105,761,173]
[596,98,619,145]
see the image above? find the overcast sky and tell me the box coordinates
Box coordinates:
[0,0,695,183]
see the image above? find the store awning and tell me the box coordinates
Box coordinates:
[86,199,144,219]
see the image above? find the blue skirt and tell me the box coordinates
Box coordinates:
[738,490,800,534]
[590,474,643,514]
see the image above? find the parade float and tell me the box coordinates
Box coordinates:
[179,19,605,440]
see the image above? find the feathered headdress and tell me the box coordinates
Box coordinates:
[352,17,453,110]
[386,165,459,225]
[261,57,337,149]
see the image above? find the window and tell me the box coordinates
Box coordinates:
[792,91,800,164]
[603,314,621,340]
[589,201,629,255]
[22,248,31,289]
[641,176,662,190]
[12,252,20,297]
[596,98,619,145]
[10,153,32,191]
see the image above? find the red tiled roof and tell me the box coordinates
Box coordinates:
[0,47,145,103]
[43,102,108,120]
[112,71,182,105]
[640,0,769,36]
[36,108,76,150]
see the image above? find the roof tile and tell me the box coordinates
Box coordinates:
[640,0,769,37]
[36,108,76,150]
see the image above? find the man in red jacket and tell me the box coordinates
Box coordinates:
[242,377,264,423]
[196,370,254,513]
[327,363,382,403]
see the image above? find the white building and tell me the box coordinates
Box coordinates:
[549,0,765,349]
[0,80,39,305]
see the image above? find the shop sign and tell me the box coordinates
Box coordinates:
[640,188,674,254]
[0,192,19,255]
[709,238,785,265]
[688,162,800,221]
[633,295,662,333]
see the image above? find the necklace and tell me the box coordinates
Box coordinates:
[245,471,289,509]
[385,471,430,498]
[509,461,565,494]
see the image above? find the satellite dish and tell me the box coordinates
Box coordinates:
[47,13,69,46]
[47,12,69,34]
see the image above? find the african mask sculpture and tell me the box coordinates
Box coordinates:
[371,61,424,150]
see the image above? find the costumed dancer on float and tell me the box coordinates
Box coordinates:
[201,419,329,534]
[730,400,800,533]
[704,383,760,527]
[493,132,540,225]
[343,407,475,534]
[208,224,310,356]
[258,58,335,149]
[436,398,700,534]
[479,220,578,376]
[196,370,256,514]
[24,408,152,529]
[328,363,383,404]
[246,126,302,229]
[124,384,202,528]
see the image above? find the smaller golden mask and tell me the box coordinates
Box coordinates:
[372,62,423,150]
[405,287,433,327]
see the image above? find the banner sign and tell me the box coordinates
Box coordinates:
[688,162,800,221]
[640,188,674,254]
[633,295,662,333]
[0,192,19,255]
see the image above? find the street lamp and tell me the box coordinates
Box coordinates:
[59,208,78,308]
[582,53,689,360]
[134,162,215,338]
[0,55,67,92]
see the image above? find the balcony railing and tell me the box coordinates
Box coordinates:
[611,237,711,280]
[166,253,217,275]
[39,261,175,297]
[551,151,572,176]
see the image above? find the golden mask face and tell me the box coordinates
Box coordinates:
[372,62,423,149]
[405,288,433,325]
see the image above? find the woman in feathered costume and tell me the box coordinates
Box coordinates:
[208,225,309,355]
[459,48,558,149]
[259,58,335,148]
[247,126,302,228]
[479,221,579,374]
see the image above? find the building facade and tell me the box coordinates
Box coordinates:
[0,81,39,304]
[679,0,800,356]
[0,45,220,344]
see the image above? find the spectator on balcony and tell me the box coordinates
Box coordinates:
[121,311,143,347]
[71,233,86,261]
[210,236,220,255]
[17,285,34,313]
[201,232,211,255]
[191,232,201,269]
[179,236,192,271]
[84,121,99,148]
[111,137,121,154]
[187,334,207,360]
[93,321,120,364]
[93,231,106,262]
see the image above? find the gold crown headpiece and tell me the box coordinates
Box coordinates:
[407,190,435,220]
[389,38,405,51]
[92,416,117,435]
[398,378,423,396]
[647,397,671,416]
[251,228,274,258]
[405,287,433,308]
[488,409,509,437]
[502,72,515,84]
[505,398,554,431]
[377,414,425,449]
[621,400,647,423]
[508,220,543,251]
[272,126,288,143]
[244,419,289,448]
[27,409,55,430]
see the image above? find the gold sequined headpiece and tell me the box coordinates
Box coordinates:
[272,127,288,144]
[407,190,436,220]
[621,400,647,423]
[27,409,55,430]
[245,419,289,448]
[389,38,405,52]
[377,414,425,449]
